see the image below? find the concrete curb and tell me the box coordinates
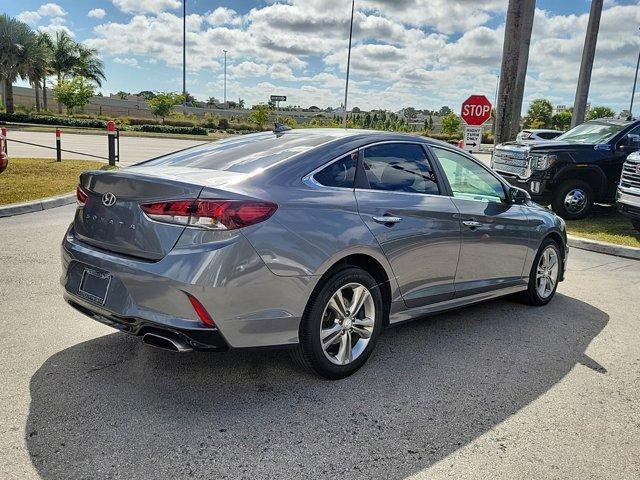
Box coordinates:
[568,234,640,261]
[0,192,75,218]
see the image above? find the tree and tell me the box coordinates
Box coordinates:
[403,107,417,122]
[250,103,273,129]
[238,98,245,109]
[441,113,462,135]
[53,76,95,114]
[0,14,41,113]
[147,92,183,122]
[438,106,452,116]
[524,98,553,128]
[552,110,572,130]
[351,106,361,113]
[588,106,615,120]
[45,31,105,113]
[116,91,128,99]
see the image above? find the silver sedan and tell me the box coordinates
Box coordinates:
[61,129,567,378]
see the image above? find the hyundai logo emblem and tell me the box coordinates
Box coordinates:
[102,192,117,207]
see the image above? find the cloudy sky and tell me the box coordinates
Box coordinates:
[5,0,640,113]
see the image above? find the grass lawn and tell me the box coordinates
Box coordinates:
[566,205,640,248]
[0,158,107,205]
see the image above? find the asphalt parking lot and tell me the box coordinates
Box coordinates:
[1,204,639,479]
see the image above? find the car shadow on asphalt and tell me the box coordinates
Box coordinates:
[26,293,608,479]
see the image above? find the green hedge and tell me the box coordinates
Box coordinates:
[134,124,208,135]
[0,112,107,128]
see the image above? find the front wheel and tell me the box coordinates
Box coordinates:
[518,238,562,306]
[292,267,384,379]
[551,180,594,220]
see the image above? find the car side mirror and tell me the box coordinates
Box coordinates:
[509,186,530,205]
[618,134,640,154]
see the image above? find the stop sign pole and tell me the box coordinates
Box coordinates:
[460,95,492,153]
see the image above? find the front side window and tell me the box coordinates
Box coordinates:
[313,153,357,188]
[362,143,439,195]
[432,147,506,203]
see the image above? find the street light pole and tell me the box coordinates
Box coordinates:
[629,27,640,120]
[343,0,355,129]
[182,0,186,109]
[223,49,228,106]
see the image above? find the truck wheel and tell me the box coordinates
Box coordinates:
[552,180,594,220]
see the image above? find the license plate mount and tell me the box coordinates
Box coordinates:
[78,268,112,305]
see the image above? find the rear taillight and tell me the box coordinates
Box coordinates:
[140,199,277,230]
[76,186,88,206]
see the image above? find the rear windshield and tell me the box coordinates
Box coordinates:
[142,132,334,173]
[556,122,626,144]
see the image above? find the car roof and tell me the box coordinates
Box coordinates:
[588,117,637,127]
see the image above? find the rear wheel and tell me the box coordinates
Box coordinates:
[292,267,383,379]
[518,238,562,306]
[551,180,594,220]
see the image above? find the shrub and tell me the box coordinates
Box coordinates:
[163,119,197,127]
[134,124,208,135]
[0,112,107,128]
[231,121,257,131]
[124,117,161,126]
[218,118,230,130]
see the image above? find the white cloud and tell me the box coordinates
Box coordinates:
[114,57,140,68]
[37,3,67,17]
[112,0,181,15]
[206,7,241,26]
[88,8,107,19]
[85,0,640,112]
[16,11,41,24]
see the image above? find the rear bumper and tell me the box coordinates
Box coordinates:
[66,293,229,350]
[61,224,317,349]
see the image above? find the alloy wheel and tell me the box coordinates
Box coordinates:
[320,282,375,365]
[536,246,559,299]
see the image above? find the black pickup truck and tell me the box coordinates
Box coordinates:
[491,118,640,219]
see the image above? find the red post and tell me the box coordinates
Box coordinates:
[107,121,117,166]
[1,127,6,155]
[55,128,62,162]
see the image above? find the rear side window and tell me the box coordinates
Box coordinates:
[313,153,357,188]
[362,143,439,195]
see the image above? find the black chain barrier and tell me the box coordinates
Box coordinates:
[4,138,108,160]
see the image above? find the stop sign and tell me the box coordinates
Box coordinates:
[460,95,492,126]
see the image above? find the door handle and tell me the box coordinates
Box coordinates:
[462,220,482,228]
[373,215,403,224]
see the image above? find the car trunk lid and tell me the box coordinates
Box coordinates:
[74,169,207,260]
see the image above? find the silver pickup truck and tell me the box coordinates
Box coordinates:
[617,151,640,231]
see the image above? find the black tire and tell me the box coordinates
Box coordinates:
[292,266,384,379]
[551,179,594,220]
[518,238,562,306]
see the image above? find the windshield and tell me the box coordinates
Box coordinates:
[142,132,336,173]
[556,122,625,144]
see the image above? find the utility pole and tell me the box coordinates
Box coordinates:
[343,0,355,128]
[629,27,640,120]
[182,0,187,109]
[511,0,535,140]
[571,0,603,127]
[223,49,228,106]
[494,0,536,144]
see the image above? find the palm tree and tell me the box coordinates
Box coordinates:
[74,44,105,87]
[0,14,40,114]
[36,32,54,111]
[48,31,81,113]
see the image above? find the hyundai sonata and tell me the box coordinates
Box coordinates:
[62,129,567,379]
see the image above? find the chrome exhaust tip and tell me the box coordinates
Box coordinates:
[142,332,193,353]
